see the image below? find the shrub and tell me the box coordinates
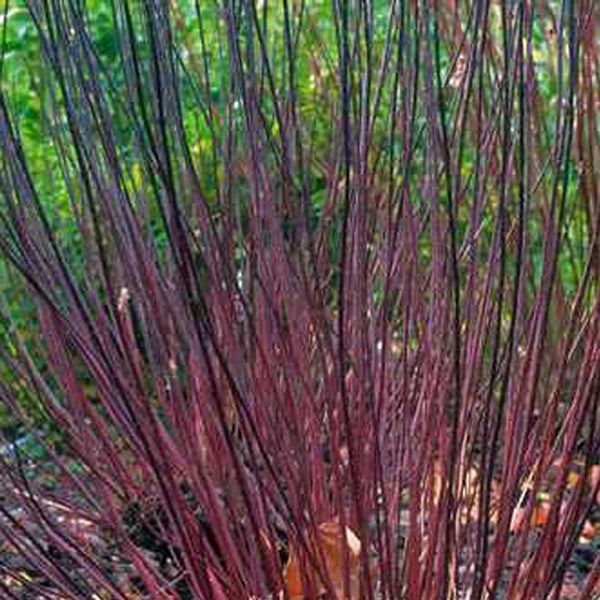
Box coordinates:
[0,0,598,598]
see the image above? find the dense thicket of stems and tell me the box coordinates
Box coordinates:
[0,0,598,598]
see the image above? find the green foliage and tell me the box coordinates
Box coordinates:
[0,0,591,438]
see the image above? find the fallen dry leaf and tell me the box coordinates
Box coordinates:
[509,500,596,540]
[510,502,552,533]
[580,519,596,540]
[284,521,361,600]
[589,465,600,504]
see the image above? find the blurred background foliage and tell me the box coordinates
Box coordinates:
[0,0,592,437]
